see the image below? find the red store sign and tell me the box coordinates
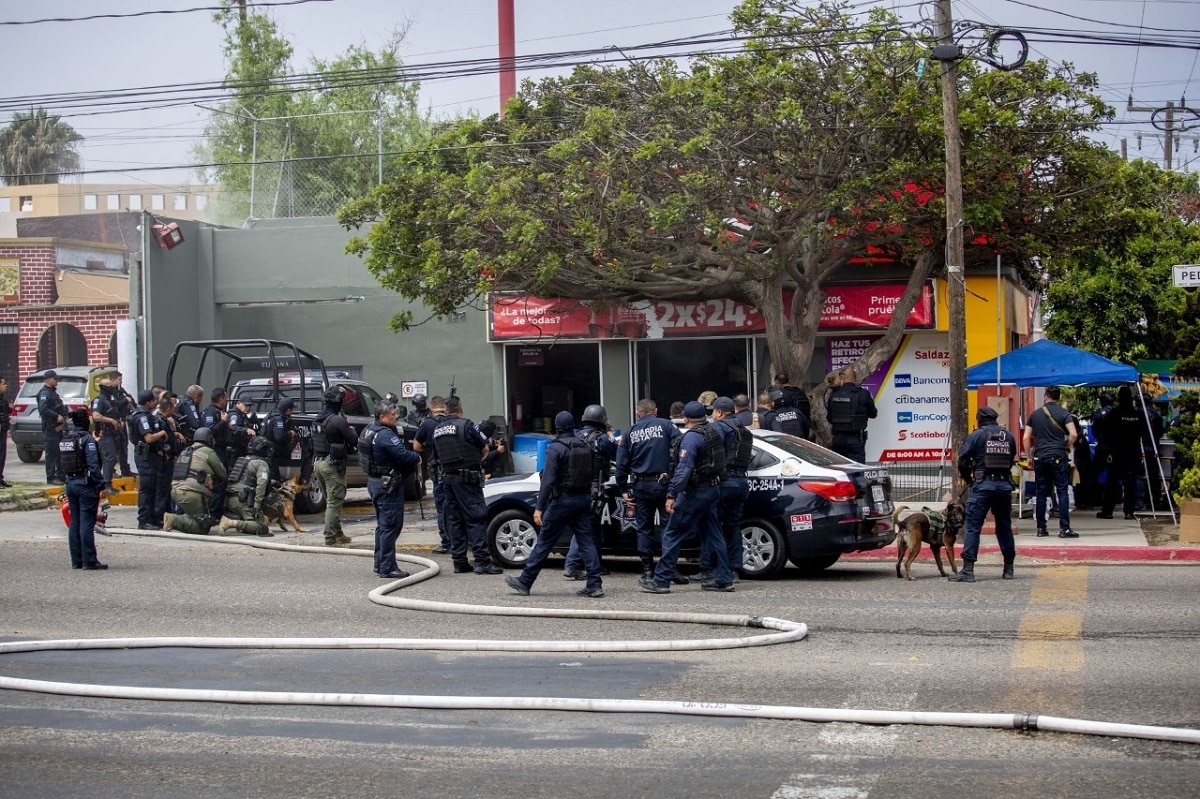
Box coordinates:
[488,283,934,341]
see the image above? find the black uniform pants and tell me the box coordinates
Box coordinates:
[44,427,63,483]
[442,473,493,567]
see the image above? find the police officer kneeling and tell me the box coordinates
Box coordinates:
[165,427,227,535]
[950,406,1018,583]
[506,411,604,598]
[218,436,275,537]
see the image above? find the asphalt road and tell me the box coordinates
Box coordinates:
[1,523,1198,799]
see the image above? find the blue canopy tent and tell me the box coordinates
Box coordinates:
[966,338,1137,388]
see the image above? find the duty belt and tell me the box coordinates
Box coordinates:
[634,472,665,481]
[726,468,747,477]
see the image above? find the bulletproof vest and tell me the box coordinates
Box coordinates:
[227,455,254,487]
[689,422,727,486]
[128,408,152,444]
[172,445,209,483]
[828,389,856,430]
[317,410,349,459]
[202,406,230,446]
[358,423,388,477]
[59,431,87,477]
[579,427,611,485]
[981,428,1015,471]
[312,415,330,456]
[113,391,132,419]
[228,409,252,448]
[263,412,286,453]
[773,408,805,438]
[556,436,596,491]
[91,391,116,418]
[432,417,482,470]
[721,418,754,472]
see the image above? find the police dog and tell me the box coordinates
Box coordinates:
[261,475,307,532]
[893,500,964,580]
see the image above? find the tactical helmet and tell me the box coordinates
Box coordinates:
[581,404,607,426]
[412,393,428,408]
[554,411,576,432]
[193,427,215,444]
[323,385,346,405]
[767,386,786,408]
[248,436,272,456]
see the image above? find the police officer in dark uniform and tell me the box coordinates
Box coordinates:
[0,376,11,488]
[359,399,421,578]
[639,401,732,593]
[178,385,204,442]
[431,395,502,575]
[62,408,107,570]
[826,366,878,462]
[90,377,124,491]
[765,387,810,439]
[1102,385,1150,520]
[698,396,752,580]
[129,389,169,529]
[505,411,605,598]
[406,393,431,427]
[732,394,754,428]
[950,406,1018,583]
[200,387,233,523]
[227,395,258,462]
[110,371,135,478]
[314,385,358,547]
[37,369,68,485]
[562,404,617,579]
[413,395,452,554]
[772,372,811,420]
[264,397,298,482]
[615,398,682,580]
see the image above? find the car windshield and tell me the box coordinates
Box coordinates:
[757,433,853,467]
[19,376,89,400]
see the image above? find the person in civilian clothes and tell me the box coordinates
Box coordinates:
[63,408,107,570]
[1023,386,1078,538]
[615,398,682,581]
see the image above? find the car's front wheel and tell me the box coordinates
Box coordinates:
[16,444,42,464]
[488,509,538,568]
[740,518,787,579]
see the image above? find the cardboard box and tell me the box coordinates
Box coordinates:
[1179,500,1200,544]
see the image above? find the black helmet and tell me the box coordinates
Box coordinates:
[193,427,214,444]
[767,386,786,408]
[324,385,346,405]
[248,436,272,456]
[581,404,607,426]
[412,393,427,408]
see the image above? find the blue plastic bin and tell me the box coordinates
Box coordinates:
[511,433,553,472]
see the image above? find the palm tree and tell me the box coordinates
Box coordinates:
[0,108,83,185]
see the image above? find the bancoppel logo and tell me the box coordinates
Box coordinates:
[893,373,912,388]
[897,411,913,424]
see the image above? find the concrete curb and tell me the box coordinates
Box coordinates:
[843,543,1200,564]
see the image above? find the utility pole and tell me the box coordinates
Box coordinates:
[1128,97,1177,170]
[934,0,968,454]
[236,0,247,23]
[498,0,516,117]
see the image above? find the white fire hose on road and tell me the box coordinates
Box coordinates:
[1,527,1197,745]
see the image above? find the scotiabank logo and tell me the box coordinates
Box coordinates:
[893,373,912,388]
[897,412,913,423]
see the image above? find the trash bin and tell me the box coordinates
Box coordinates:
[511,433,553,473]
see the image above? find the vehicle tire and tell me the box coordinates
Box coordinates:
[488,509,538,568]
[16,444,42,464]
[790,553,841,575]
[739,518,787,579]
[403,470,425,502]
[295,472,327,515]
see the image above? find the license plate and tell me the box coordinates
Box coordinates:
[291,444,302,461]
[871,484,885,504]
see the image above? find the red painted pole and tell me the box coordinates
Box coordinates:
[498,0,516,116]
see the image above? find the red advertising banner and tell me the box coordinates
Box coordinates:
[488,283,934,341]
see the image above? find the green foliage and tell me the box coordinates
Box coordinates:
[195,2,430,222]
[0,108,83,185]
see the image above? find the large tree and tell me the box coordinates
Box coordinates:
[195,2,429,222]
[340,0,1110,431]
[0,108,83,185]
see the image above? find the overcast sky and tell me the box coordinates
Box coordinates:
[1,0,1198,186]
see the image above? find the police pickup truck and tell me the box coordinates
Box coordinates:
[164,339,423,513]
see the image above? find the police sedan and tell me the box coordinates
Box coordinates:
[483,429,895,579]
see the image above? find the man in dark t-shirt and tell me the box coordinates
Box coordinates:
[1023,386,1078,538]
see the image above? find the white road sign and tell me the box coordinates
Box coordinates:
[1172,265,1200,287]
[400,381,428,398]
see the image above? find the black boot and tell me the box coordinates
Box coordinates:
[948,559,975,583]
[1002,559,1015,580]
[641,557,655,580]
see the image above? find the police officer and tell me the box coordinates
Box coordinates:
[165,427,226,535]
[178,385,204,441]
[129,389,168,529]
[37,369,68,485]
[697,396,752,581]
[732,394,754,428]
[1102,385,1150,520]
[1089,392,1117,516]
[227,395,258,462]
[62,408,107,570]
[314,385,357,547]
[218,436,274,537]
[772,372,811,419]
[90,376,124,491]
[563,404,617,580]
[264,397,298,482]
[826,366,878,462]
[615,398,682,580]
[360,399,421,578]
[431,395,502,574]
[950,406,1018,583]
[639,401,732,593]
[765,386,810,439]
[1023,386,1078,538]
[157,395,186,524]
[754,390,773,430]
[406,393,431,427]
[110,371,135,478]
[201,387,233,523]
[505,411,605,599]
[413,395,452,554]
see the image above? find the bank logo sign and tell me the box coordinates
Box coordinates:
[893,373,912,388]
[897,411,913,424]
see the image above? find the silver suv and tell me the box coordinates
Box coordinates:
[10,365,113,463]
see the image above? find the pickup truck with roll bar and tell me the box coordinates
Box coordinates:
[163,339,424,513]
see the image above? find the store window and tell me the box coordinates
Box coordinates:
[505,343,601,433]
[634,337,753,418]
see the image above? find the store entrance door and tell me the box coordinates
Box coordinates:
[634,338,753,417]
[506,343,600,433]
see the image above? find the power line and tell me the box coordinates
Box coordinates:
[0,0,333,26]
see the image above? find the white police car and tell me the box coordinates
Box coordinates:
[483,429,895,578]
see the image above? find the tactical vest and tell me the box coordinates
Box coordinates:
[60,432,87,477]
[201,406,230,446]
[172,445,209,483]
[227,455,254,487]
[579,427,611,487]
[556,437,595,491]
[91,392,115,419]
[358,423,389,477]
[828,390,856,431]
[262,412,286,455]
[721,418,754,473]
[676,423,726,489]
[312,417,329,456]
[432,417,482,470]
[981,429,1015,472]
[128,408,153,447]
[773,408,805,438]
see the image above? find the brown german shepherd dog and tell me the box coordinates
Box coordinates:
[261,475,307,533]
[893,500,965,580]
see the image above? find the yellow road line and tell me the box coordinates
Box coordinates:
[1012,565,1087,672]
